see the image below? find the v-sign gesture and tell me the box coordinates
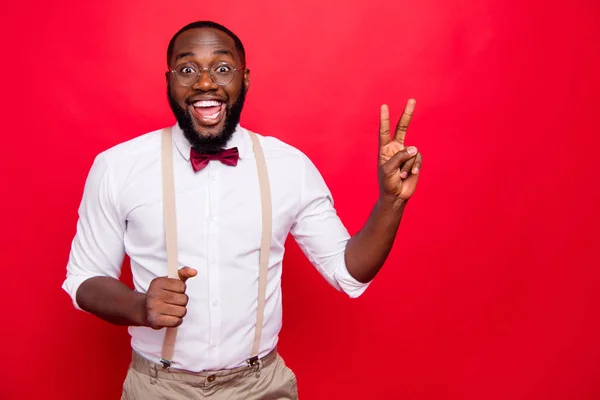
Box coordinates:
[379,99,423,205]
[344,98,424,283]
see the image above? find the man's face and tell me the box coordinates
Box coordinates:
[167,27,249,151]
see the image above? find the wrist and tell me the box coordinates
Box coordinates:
[378,193,407,213]
[131,293,150,327]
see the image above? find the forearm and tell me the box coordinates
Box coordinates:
[344,196,406,283]
[76,276,148,327]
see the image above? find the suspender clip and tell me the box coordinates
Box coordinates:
[160,358,173,370]
[246,356,260,368]
[247,355,262,377]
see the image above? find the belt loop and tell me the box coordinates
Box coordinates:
[149,364,159,385]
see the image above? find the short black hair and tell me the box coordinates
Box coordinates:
[166,21,246,67]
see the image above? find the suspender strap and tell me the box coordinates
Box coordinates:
[160,127,179,368]
[247,131,273,366]
[158,127,272,369]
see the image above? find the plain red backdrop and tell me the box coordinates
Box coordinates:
[1,0,599,399]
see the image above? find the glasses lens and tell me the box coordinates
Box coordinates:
[175,64,198,86]
[210,63,236,85]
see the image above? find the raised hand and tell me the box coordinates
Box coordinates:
[144,267,197,329]
[378,99,423,204]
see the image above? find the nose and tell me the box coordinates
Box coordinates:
[193,69,219,91]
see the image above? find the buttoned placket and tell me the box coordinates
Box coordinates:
[206,161,222,365]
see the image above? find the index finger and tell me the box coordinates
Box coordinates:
[162,278,187,293]
[379,104,391,147]
[394,99,416,146]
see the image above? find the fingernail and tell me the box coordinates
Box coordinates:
[412,167,419,174]
[400,171,408,179]
[407,146,417,155]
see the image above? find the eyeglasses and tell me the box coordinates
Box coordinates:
[169,62,245,86]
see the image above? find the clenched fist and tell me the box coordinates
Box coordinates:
[144,266,197,329]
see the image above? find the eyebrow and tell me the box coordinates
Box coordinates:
[213,49,234,57]
[175,52,195,61]
[175,49,234,62]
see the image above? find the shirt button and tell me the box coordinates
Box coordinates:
[211,175,217,182]
[212,300,219,307]
[210,257,217,264]
[207,375,216,382]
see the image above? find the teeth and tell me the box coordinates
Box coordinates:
[204,111,220,120]
[193,100,222,108]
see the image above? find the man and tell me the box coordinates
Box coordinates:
[62,20,423,399]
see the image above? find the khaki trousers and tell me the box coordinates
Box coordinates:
[121,349,299,400]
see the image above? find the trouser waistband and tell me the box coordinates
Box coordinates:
[131,348,278,383]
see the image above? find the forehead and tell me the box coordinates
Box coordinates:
[171,28,239,64]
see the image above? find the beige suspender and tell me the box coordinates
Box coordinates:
[159,127,272,369]
[247,131,273,366]
[159,128,180,366]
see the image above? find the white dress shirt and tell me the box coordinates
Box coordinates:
[62,124,370,372]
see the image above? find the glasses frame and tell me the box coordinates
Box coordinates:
[169,62,246,87]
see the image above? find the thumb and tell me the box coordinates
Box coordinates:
[178,266,198,283]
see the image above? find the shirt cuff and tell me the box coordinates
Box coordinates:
[62,274,97,311]
[333,261,371,298]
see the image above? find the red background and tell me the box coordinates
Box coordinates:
[1,0,599,399]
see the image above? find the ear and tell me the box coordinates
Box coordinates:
[243,68,251,91]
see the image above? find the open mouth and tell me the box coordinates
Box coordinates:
[190,99,226,126]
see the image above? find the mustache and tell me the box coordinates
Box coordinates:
[185,92,228,106]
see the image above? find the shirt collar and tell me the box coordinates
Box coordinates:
[172,123,251,161]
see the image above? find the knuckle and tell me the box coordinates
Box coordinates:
[146,291,156,302]
[148,314,161,330]
[148,278,161,290]
[165,291,177,304]
[164,280,178,292]
[151,278,169,292]
[159,316,172,327]
[173,292,187,306]
[146,294,159,308]
[149,302,164,316]
[159,317,171,328]
[172,281,185,293]
[148,284,162,295]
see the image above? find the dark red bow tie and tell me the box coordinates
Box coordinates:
[190,147,239,172]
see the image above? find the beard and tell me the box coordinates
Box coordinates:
[167,84,246,154]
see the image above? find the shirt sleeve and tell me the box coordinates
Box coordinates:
[62,153,126,310]
[290,153,371,298]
